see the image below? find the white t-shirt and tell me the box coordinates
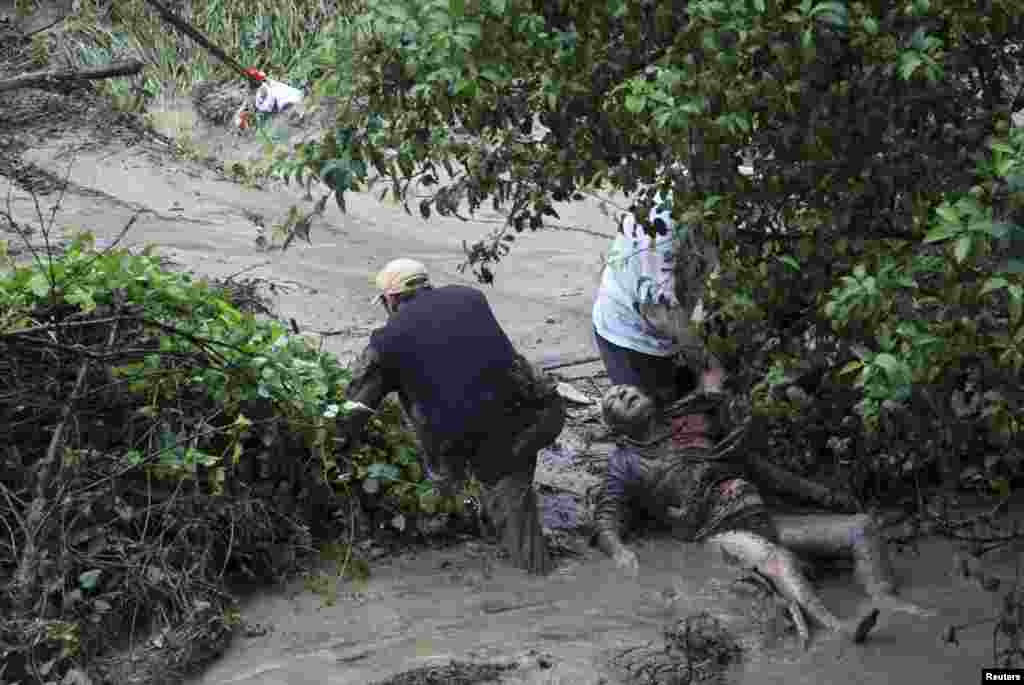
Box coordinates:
[592,200,685,357]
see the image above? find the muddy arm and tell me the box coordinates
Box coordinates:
[339,343,393,440]
[593,448,640,558]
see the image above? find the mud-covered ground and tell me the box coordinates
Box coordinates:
[1,87,1010,685]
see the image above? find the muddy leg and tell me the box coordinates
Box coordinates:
[707,530,879,644]
[775,514,934,617]
[479,475,552,575]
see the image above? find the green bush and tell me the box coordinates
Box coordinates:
[0,232,443,509]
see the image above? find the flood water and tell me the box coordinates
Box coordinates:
[191,529,1004,685]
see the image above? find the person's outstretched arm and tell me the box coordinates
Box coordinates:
[594,447,642,575]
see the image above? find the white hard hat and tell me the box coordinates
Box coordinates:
[373,258,430,304]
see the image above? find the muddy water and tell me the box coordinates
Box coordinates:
[189,529,1002,685]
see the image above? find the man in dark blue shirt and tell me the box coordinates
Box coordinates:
[340,258,565,574]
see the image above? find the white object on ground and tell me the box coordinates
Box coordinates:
[254,78,304,113]
[556,382,594,405]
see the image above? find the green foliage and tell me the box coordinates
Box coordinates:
[0,233,356,482]
[269,0,1024,489]
[1,230,447,513]
[821,126,1024,433]
[343,400,463,515]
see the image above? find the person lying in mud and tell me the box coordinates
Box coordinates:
[337,258,565,575]
[593,366,933,645]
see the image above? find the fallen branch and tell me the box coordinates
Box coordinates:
[0,59,144,94]
[540,355,603,372]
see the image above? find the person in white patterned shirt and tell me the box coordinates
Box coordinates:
[592,195,707,408]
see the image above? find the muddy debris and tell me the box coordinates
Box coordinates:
[607,611,742,685]
[367,658,520,685]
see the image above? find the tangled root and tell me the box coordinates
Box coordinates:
[607,612,742,685]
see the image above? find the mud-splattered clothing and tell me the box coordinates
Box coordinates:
[369,285,521,448]
[344,292,564,487]
[593,397,775,553]
[343,285,565,574]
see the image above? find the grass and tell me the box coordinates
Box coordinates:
[14,0,368,109]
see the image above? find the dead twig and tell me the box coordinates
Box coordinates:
[540,356,603,372]
[13,352,90,612]
[0,59,145,94]
[0,314,142,339]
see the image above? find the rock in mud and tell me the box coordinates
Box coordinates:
[367,658,519,685]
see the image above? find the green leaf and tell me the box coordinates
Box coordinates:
[954,235,972,264]
[924,222,963,243]
[810,1,846,17]
[982,277,1009,295]
[480,67,503,82]
[813,1,848,28]
[456,22,481,39]
[489,0,506,12]
[396,446,418,465]
[79,569,102,591]
[873,352,905,380]
[366,462,401,481]
[934,203,961,224]
[862,16,879,34]
[65,286,96,312]
[28,272,50,298]
[380,3,410,22]
[776,255,800,272]
[624,95,646,113]
[899,53,923,80]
